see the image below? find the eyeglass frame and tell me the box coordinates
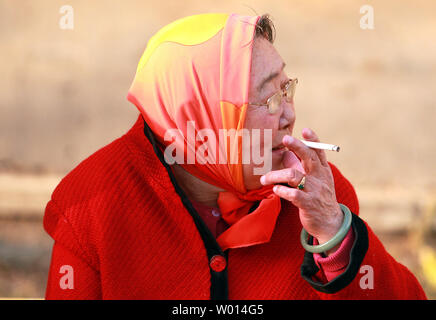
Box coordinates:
[249,78,298,114]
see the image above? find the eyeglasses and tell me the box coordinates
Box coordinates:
[249,78,298,114]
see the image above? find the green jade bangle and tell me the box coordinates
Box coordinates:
[300,203,352,254]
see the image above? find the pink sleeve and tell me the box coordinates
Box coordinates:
[313,228,355,282]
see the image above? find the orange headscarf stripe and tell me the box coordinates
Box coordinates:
[220,101,248,193]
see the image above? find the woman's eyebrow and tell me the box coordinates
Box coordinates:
[257,62,286,92]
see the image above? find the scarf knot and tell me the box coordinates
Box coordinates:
[216,186,282,250]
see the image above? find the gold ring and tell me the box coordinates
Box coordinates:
[297,176,306,190]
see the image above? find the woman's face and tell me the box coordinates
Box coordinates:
[243,37,296,190]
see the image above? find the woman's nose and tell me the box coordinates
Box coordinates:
[279,101,295,130]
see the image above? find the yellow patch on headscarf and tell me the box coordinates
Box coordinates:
[137,13,229,72]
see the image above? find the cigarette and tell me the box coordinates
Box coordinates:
[301,140,340,152]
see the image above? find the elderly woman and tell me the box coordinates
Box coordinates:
[44,13,426,299]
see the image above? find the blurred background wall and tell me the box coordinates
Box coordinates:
[0,0,435,298]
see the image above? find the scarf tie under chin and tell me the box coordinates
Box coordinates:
[216,186,282,251]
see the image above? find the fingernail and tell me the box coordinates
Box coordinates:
[260,175,266,185]
[273,185,278,193]
[284,135,294,144]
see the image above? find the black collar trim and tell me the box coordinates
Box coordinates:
[141,117,229,300]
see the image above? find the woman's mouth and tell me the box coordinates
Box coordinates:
[272,144,287,152]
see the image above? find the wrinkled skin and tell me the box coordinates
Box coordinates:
[245,37,343,254]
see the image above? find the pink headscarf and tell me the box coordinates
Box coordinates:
[127,13,283,251]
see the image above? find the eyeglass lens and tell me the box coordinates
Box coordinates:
[268,79,297,114]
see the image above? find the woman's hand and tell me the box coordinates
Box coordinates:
[260,128,344,255]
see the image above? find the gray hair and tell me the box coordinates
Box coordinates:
[254,14,276,43]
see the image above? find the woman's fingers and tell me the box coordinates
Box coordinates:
[302,128,328,167]
[272,184,310,207]
[282,135,320,173]
[260,168,307,189]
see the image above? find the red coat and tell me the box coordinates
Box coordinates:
[44,114,426,299]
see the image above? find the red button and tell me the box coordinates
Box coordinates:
[209,255,226,272]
